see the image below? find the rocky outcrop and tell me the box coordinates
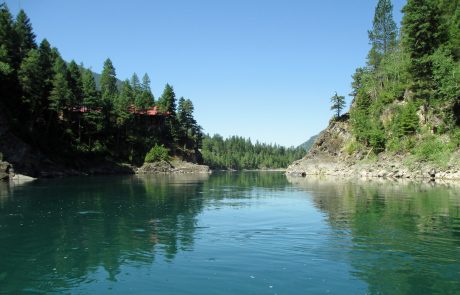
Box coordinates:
[287,114,460,180]
[0,161,12,181]
[137,159,211,174]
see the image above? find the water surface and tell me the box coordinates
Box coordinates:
[0,173,459,294]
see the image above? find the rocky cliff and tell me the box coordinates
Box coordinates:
[286,114,460,180]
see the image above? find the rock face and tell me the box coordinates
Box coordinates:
[0,161,12,181]
[0,108,79,178]
[286,114,460,180]
[137,159,211,174]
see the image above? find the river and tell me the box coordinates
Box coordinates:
[0,172,459,294]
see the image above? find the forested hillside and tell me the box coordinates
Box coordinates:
[0,4,202,170]
[288,0,460,178]
[345,0,459,164]
[202,134,305,170]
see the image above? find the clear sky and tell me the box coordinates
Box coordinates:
[6,0,406,147]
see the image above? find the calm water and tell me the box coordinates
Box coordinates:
[0,173,460,294]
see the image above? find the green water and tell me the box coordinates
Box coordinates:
[0,173,460,294]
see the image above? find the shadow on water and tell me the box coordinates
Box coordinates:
[0,174,210,293]
[287,176,460,295]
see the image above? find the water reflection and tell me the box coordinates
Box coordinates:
[287,176,460,294]
[0,174,208,293]
[1,173,460,294]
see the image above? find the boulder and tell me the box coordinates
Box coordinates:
[0,161,12,180]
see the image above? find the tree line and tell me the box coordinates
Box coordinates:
[341,0,460,161]
[201,134,306,170]
[0,4,202,166]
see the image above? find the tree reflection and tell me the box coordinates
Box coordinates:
[0,174,208,293]
[288,176,460,295]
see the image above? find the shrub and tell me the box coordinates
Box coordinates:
[144,144,170,163]
[413,136,454,166]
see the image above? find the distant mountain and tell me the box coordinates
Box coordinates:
[298,134,318,151]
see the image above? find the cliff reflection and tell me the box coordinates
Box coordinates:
[288,176,460,294]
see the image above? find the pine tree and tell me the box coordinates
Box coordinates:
[14,10,36,66]
[129,73,140,108]
[133,73,154,110]
[402,0,446,100]
[158,84,179,143]
[0,45,12,77]
[49,56,73,113]
[67,60,83,107]
[0,4,15,68]
[330,92,346,118]
[38,39,54,100]
[18,48,43,116]
[140,73,154,107]
[82,68,103,150]
[117,79,133,109]
[158,83,177,114]
[368,0,398,68]
[100,58,118,104]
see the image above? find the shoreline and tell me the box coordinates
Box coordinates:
[286,154,460,181]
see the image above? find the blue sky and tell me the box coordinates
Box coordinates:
[6,0,406,147]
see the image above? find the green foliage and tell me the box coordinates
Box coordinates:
[145,144,170,163]
[344,139,364,155]
[49,56,73,112]
[390,102,419,138]
[402,0,446,100]
[413,135,454,165]
[67,60,83,106]
[348,0,460,159]
[100,58,118,104]
[368,0,398,68]
[157,84,176,114]
[202,134,305,170]
[431,47,460,102]
[0,8,203,167]
[330,92,346,118]
[13,9,36,65]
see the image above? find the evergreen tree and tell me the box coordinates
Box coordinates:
[18,49,43,117]
[0,4,15,68]
[49,56,73,113]
[177,97,197,147]
[0,45,12,77]
[158,84,179,143]
[368,0,398,68]
[130,72,141,108]
[177,97,196,131]
[402,0,446,100]
[330,92,346,118]
[13,10,36,66]
[37,39,54,99]
[81,68,103,150]
[67,60,83,107]
[140,73,154,107]
[113,79,133,131]
[158,83,177,114]
[117,79,133,109]
[133,73,153,110]
[100,58,118,104]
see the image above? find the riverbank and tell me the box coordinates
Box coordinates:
[286,118,460,181]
